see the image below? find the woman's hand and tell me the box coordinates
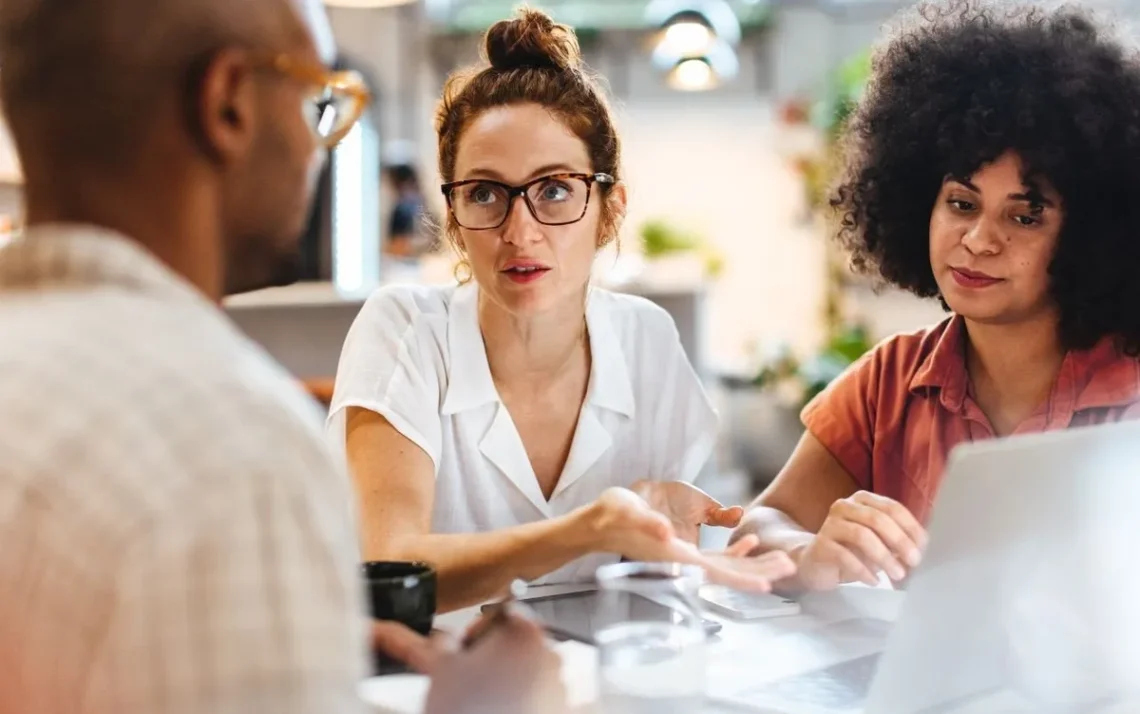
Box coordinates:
[630,480,744,544]
[580,487,795,592]
[583,486,676,560]
[794,491,927,591]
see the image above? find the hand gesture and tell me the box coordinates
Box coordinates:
[796,491,927,591]
[630,480,744,544]
[587,487,795,592]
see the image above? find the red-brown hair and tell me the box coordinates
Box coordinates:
[435,8,624,248]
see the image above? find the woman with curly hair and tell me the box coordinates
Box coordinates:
[734,0,1140,591]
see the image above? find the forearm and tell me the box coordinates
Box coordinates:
[372,510,597,612]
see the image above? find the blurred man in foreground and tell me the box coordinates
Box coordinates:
[0,0,561,712]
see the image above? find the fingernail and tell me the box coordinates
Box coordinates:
[907,550,922,567]
[890,565,905,581]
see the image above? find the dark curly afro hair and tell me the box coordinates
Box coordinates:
[832,0,1140,354]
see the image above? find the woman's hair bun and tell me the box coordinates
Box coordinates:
[483,7,582,72]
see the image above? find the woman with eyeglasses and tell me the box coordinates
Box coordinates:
[327,9,794,611]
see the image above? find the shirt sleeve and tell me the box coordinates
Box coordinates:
[800,346,885,492]
[91,409,369,714]
[653,317,719,484]
[327,288,443,473]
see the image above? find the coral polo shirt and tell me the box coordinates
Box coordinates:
[802,316,1140,524]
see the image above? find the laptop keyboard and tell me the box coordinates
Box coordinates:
[757,653,881,711]
[728,652,882,714]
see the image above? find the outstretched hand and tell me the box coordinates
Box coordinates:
[588,487,795,592]
[630,480,744,544]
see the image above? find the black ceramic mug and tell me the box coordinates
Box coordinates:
[362,561,437,675]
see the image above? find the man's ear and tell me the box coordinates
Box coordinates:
[193,48,258,164]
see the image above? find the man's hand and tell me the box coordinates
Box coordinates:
[630,480,744,544]
[371,621,451,674]
[794,491,927,590]
[371,615,569,714]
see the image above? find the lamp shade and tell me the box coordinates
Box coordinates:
[668,58,717,91]
[644,0,741,47]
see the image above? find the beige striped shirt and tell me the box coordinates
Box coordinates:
[0,225,368,714]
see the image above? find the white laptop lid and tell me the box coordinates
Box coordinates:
[864,420,1140,713]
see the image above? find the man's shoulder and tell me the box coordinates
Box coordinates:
[0,292,334,498]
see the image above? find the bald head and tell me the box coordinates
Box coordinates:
[0,0,320,169]
[0,0,344,299]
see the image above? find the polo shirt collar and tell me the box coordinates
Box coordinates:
[909,315,970,412]
[908,314,1140,414]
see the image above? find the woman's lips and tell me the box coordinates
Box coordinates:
[501,265,550,284]
[951,267,1003,289]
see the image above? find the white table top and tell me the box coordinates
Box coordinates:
[359,584,905,714]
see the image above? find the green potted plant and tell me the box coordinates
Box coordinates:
[767,323,872,408]
[638,217,724,281]
[724,49,875,488]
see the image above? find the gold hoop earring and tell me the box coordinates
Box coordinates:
[453,258,473,284]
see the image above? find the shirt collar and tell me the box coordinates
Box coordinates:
[440,284,637,418]
[583,287,636,418]
[1062,336,1140,412]
[909,315,970,411]
[441,283,497,415]
[908,314,1140,412]
[0,223,207,306]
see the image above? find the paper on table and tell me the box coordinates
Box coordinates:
[358,674,429,714]
[357,640,599,714]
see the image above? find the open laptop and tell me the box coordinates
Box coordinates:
[729,419,1140,713]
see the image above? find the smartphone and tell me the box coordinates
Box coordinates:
[698,584,801,620]
[483,589,722,644]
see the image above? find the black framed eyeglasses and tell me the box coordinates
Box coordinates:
[441,172,615,230]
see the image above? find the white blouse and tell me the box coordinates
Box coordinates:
[327,282,718,583]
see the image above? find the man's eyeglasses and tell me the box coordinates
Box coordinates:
[260,54,371,149]
[441,173,615,231]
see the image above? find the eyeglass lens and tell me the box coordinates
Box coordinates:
[303,90,356,143]
[449,176,591,229]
